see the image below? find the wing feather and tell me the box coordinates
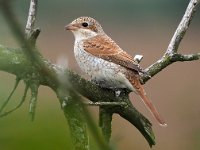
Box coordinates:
[83,35,142,72]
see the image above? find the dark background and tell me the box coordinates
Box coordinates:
[0,0,200,149]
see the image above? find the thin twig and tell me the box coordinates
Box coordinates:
[25,0,38,39]
[0,77,20,114]
[85,101,127,106]
[0,83,29,117]
[171,53,200,62]
[165,0,200,55]
[29,82,39,121]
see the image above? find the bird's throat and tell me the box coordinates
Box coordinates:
[72,29,98,42]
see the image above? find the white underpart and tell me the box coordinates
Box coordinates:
[72,28,98,41]
[72,28,134,90]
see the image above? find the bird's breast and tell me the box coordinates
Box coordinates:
[74,41,134,90]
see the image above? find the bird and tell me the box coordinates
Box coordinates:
[65,16,166,126]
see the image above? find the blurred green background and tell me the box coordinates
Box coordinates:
[0,0,200,149]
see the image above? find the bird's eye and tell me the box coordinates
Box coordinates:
[82,22,88,27]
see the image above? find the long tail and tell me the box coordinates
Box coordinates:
[130,77,167,126]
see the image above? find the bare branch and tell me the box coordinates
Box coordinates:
[25,0,40,45]
[165,0,200,55]
[141,0,200,83]
[141,52,200,83]
[25,0,38,38]
[171,53,200,62]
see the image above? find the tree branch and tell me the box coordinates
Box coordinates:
[99,107,113,143]
[25,0,37,34]
[165,0,199,55]
[25,0,40,45]
[171,53,200,62]
[0,44,155,146]
[141,0,200,83]
[58,89,90,150]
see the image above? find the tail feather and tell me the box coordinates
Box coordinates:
[137,87,167,127]
[129,76,167,126]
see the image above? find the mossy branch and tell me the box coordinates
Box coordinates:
[0,44,155,146]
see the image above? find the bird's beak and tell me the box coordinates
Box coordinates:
[65,23,79,31]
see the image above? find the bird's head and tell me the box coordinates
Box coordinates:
[65,16,104,41]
